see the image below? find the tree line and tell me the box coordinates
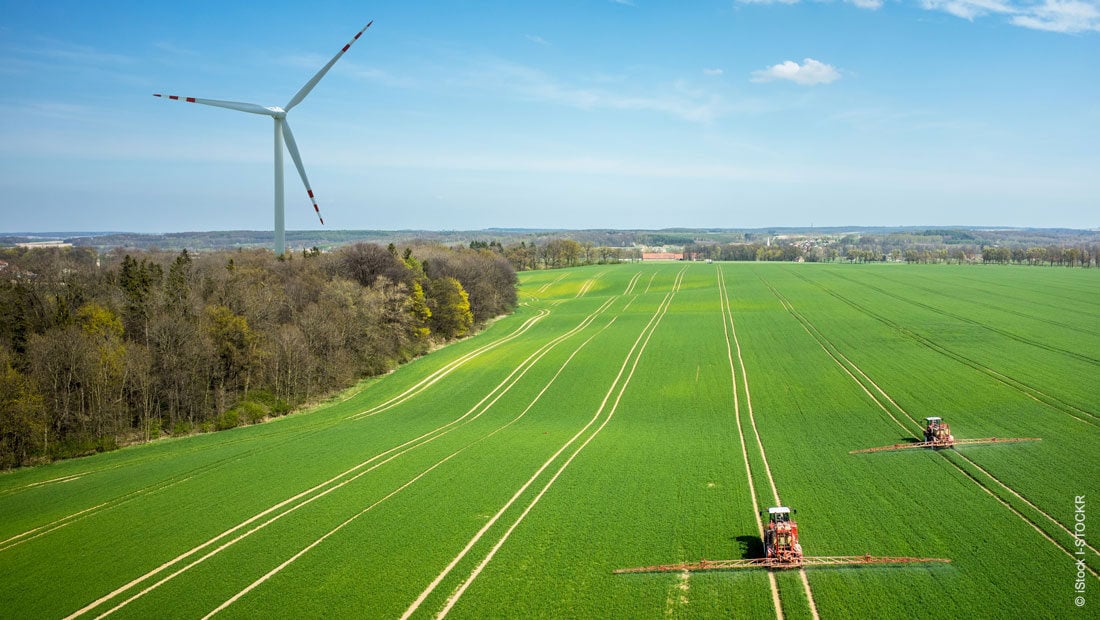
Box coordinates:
[0,243,516,468]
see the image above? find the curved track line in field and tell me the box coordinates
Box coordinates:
[789,270,1100,428]
[889,271,1100,339]
[575,271,607,298]
[347,310,550,421]
[66,299,618,620]
[0,475,197,554]
[716,268,783,620]
[721,269,819,620]
[833,270,1100,367]
[203,317,620,618]
[644,271,658,294]
[407,270,686,620]
[766,287,912,438]
[623,271,643,295]
[761,278,1100,573]
[536,273,568,294]
[19,473,85,488]
[4,314,552,560]
[951,272,1100,320]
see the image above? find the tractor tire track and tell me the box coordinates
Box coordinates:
[761,277,1100,575]
[831,269,1100,367]
[202,309,622,618]
[66,305,627,619]
[535,273,567,294]
[347,309,550,420]
[716,267,784,620]
[719,267,820,620]
[3,312,551,559]
[880,270,1100,339]
[405,269,687,620]
[788,270,1100,428]
[623,271,643,295]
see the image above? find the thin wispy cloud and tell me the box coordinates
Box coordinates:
[154,41,200,57]
[931,0,1100,31]
[920,0,1016,20]
[1009,0,1100,32]
[751,58,841,85]
[461,58,725,122]
[609,0,637,6]
[703,67,724,76]
[741,0,1100,31]
[525,34,550,46]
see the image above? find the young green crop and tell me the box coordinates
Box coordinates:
[0,262,1095,619]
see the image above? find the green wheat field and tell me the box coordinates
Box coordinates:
[2,262,1097,619]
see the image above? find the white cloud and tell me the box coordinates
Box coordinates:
[922,0,1100,30]
[920,0,1016,19]
[703,67,724,75]
[609,0,636,5]
[525,34,549,46]
[1010,0,1100,32]
[751,58,841,85]
[737,0,1100,32]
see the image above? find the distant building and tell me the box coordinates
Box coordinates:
[641,252,682,261]
[16,240,71,249]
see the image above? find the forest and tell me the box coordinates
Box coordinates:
[0,243,516,468]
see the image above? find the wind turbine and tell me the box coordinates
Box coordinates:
[154,21,372,255]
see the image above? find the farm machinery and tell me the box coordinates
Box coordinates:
[613,506,950,574]
[850,417,1040,454]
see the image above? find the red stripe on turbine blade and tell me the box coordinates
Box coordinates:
[307,190,315,198]
[320,216,325,225]
[153,93,162,97]
[169,96,179,100]
[313,205,320,213]
[342,44,351,52]
[186,97,196,103]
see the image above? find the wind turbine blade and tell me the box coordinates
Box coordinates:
[153,94,276,116]
[284,21,372,112]
[281,120,325,225]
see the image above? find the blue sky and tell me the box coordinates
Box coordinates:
[1,0,1097,233]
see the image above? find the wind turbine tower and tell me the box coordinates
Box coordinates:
[155,22,372,255]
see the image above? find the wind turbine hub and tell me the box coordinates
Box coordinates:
[268,107,287,118]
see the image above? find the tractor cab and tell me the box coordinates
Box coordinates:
[923,417,954,445]
[762,507,803,564]
[767,506,793,524]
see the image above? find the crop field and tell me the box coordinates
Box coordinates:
[1,262,1097,618]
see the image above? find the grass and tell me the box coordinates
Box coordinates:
[0,262,1096,619]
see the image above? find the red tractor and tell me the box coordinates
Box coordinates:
[614,505,949,574]
[851,416,1038,454]
[922,417,954,446]
[762,506,803,566]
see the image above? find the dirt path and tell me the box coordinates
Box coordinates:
[762,277,1100,576]
[403,269,686,620]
